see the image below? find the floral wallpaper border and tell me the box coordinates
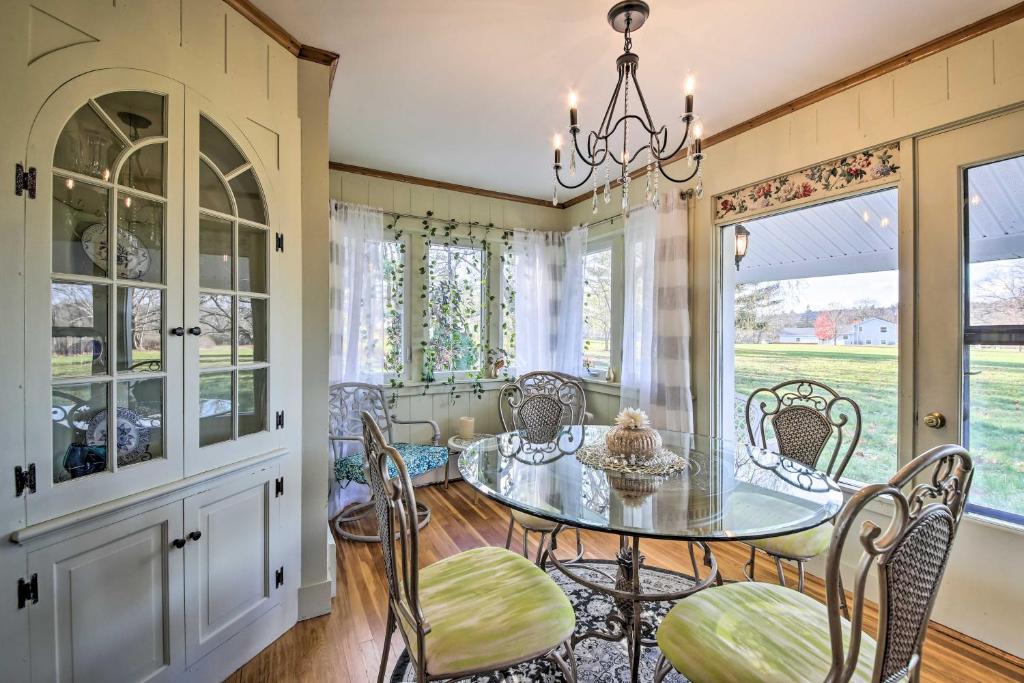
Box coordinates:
[714,142,901,222]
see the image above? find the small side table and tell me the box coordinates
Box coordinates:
[447,434,494,494]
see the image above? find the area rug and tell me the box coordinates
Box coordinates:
[390,559,692,682]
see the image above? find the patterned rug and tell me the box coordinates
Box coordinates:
[390,559,692,682]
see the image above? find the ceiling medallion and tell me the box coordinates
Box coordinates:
[551,1,705,212]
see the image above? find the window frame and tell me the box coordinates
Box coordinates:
[423,238,489,378]
[582,241,615,379]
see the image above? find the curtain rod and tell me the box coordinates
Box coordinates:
[581,188,695,230]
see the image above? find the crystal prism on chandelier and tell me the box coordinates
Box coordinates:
[549,1,706,209]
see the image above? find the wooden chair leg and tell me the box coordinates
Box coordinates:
[378,605,396,683]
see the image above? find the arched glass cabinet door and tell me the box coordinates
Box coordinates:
[184,106,274,474]
[25,71,185,523]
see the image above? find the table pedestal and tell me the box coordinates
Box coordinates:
[548,527,719,683]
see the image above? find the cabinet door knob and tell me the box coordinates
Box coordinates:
[923,411,947,429]
[171,538,187,549]
[188,530,202,541]
[170,327,185,337]
[187,326,202,336]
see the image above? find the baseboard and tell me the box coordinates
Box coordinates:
[298,578,333,620]
[929,621,1024,670]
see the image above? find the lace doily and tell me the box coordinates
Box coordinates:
[576,442,690,476]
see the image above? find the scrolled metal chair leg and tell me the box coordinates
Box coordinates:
[797,560,806,593]
[377,606,395,683]
[535,531,548,566]
[505,514,515,550]
[522,528,529,559]
[652,652,674,683]
[742,545,757,581]
[838,571,850,619]
[774,556,787,588]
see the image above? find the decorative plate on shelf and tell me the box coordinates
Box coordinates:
[87,407,152,466]
[80,222,152,280]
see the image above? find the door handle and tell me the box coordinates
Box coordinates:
[923,411,947,429]
[187,326,202,336]
[188,530,202,541]
[171,538,186,549]
[170,327,185,337]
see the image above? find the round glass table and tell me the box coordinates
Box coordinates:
[458,425,843,682]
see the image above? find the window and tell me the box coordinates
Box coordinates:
[582,247,613,377]
[721,188,899,484]
[426,242,484,373]
[382,239,405,376]
[963,154,1024,522]
[501,250,517,372]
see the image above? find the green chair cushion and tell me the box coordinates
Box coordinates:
[400,546,575,677]
[656,582,876,683]
[748,522,834,560]
[334,443,448,485]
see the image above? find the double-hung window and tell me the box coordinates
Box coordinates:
[426,242,485,374]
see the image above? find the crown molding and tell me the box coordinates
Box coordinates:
[563,1,1024,208]
[222,0,340,89]
[329,162,560,209]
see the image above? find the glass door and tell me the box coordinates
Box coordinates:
[915,107,1024,651]
[24,70,185,523]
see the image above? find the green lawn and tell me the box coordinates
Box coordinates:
[734,343,1024,517]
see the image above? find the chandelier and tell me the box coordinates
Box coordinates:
[551,1,705,211]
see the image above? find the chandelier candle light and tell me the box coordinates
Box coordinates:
[551,0,706,211]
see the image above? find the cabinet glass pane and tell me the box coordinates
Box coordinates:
[52,282,108,378]
[52,382,109,483]
[53,103,125,180]
[238,226,266,293]
[200,161,232,215]
[229,170,266,224]
[199,216,233,290]
[96,91,165,140]
[52,176,109,277]
[117,194,163,284]
[966,156,1024,326]
[238,297,267,364]
[118,144,165,196]
[117,377,164,466]
[117,287,162,372]
[199,294,233,367]
[238,368,267,437]
[200,372,233,446]
[200,116,245,174]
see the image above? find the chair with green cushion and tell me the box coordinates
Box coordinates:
[653,443,973,683]
[362,412,578,683]
[743,379,862,599]
[330,382,448,542]
[499,371,588,564]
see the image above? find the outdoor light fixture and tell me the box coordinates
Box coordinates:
[734,224,750,270]
[551,0,706,211]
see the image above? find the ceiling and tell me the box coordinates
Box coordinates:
[253,0,1016,202]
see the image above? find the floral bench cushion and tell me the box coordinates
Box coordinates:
[334,443,449,485]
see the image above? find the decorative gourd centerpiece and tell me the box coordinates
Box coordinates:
[605,408,662,464]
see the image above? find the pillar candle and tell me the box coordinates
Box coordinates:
[458,416,475,440]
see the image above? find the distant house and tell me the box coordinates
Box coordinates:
[775,317,897,345]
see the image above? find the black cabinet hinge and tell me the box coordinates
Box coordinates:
[15,163,36,199]
[275,567,284,588]
[14,463,36,497]
[17,574,38,609]
[274,476,284,497]
[275,410,284,429]
[275,233,284,252]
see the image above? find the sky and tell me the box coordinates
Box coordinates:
[779,270,900,312]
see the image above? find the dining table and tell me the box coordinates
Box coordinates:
[458,424,844,683]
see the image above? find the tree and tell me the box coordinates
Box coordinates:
[819,304,851,345]
[814,312,836,343]
[734,281,785,343]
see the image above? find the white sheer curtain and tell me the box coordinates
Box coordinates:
[329,200,387,385]
[513,225,588,375]
[328,200,386,516]
[620,196,693,431]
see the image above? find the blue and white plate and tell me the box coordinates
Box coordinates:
[81,222,152,280]
[87,407,152,466]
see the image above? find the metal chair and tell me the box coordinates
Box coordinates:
[743,379,862,598]
[363,413,577,683]
[498,371,587,564]
[654,443,973,683]
[330,382,447,543]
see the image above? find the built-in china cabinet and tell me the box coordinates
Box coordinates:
[1,2,305,678]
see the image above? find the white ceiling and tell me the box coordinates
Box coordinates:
[253,0,1016,201]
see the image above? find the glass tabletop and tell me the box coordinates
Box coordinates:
[458,425,844,541]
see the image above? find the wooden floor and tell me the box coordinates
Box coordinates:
[229,482,1024,682]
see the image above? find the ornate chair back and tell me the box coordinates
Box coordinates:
[824,444,973,682]
[329,382,394,451]
[745,379,861,479]
[362,412,429,655]
[499,371,587,433]
[514,393,570,443]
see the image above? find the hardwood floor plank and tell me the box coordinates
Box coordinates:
[232,482,1024,682]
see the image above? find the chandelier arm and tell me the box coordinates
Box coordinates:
[600,113,659,143]
[555,161,596,190]
[584,131,611,167]
[657,154,702,184]
[652,117,693,162]
[572,130,602,168]
[627,68,660,133]
[596,68,625,140]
